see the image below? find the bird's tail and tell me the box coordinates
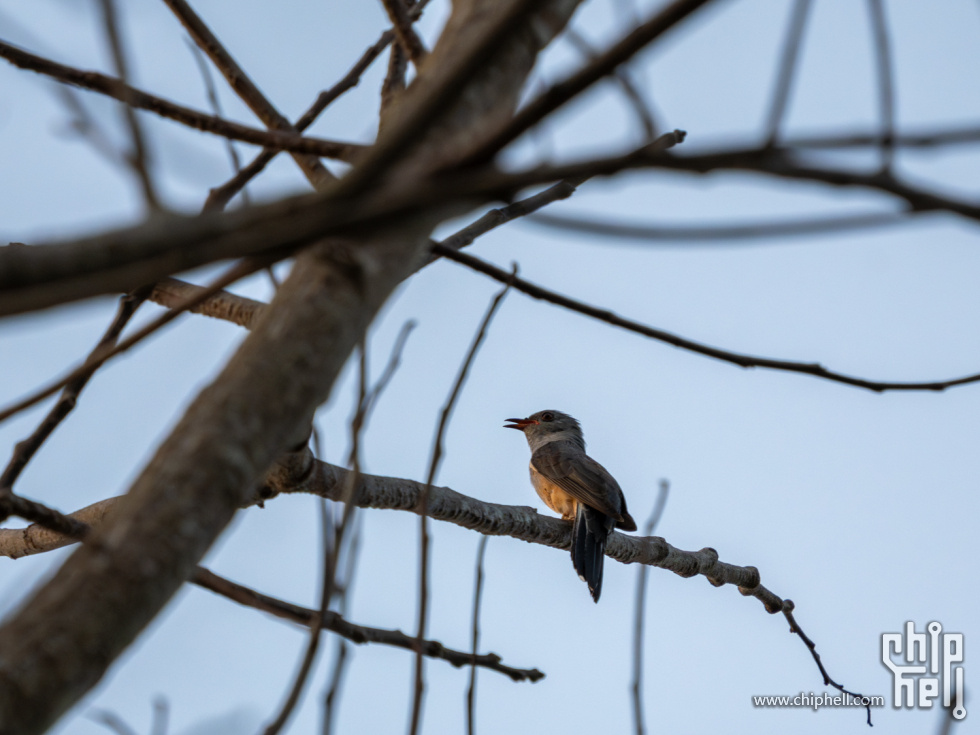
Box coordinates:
[571,504,612,603]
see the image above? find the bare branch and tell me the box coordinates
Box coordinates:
[0,459,870,715]
[410,275,513,735]
[528,209,911,242]
[764,0,811,145]
[564,27,655,140]
[380,0,428,65]
[205,10,428,211]
[88,710,139,735]
[186,40,248,203]
[0,288,149,493]
[430,129,687,264]
[631,480,669,735]
[191,567,543,682]
[783,602,874,726]
[161,0,334,189]
[431,241,980,393]
[0,40,363,164]
[0,259,268,426]
[467,535,490,735]
[866,0,895,171]
[457,0,714,166]
[97,0,161,211]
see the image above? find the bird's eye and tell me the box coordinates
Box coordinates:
[541,412,555,422]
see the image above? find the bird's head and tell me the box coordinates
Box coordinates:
[505,410,584,450]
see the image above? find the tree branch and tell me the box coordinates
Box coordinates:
[0,1,584,730]
[0,456,871,722]
[432,244,980,393]
[191,567,543,682]
[0,40,364,163]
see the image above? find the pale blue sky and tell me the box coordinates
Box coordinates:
[1,1,978,733]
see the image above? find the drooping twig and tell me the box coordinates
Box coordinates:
[764,0,812,146]
[432,244,980,393]
[631,480,669,735]
[782,602,873,726]
[467,535,490,735]
[410,274,514,735]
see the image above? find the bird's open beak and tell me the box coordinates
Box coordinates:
[504,417,537,430]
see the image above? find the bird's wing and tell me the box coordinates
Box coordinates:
[531,441,625,520]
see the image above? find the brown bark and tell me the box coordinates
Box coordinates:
[0,2,582,732]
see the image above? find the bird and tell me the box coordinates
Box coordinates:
[505,410,636,602]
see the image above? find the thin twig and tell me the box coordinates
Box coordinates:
[381,0,428,65]
[764,0,812,146]
[466,535,489,735]
[338,0,549,197]
[161,0,333,189]
[0,287,149,494]
[88,710,139,735]
[0,258,269,426]
[259,493,335,735]
[151,697,169,735]
[4,471,875,722]
[98,0,161,211]
[0,40,362,164]
[782,601,873,726]
[432,244,980,393]
[528,209,910,242]
[631,480,669,735]
[322,641,349,735]
[186,40,248,205]
[381,42,409,116]
[321,512,363,735]
[564,27,655,140]
[410,273,515,735]
[866,0,895,171]
[205,3,432,211]
[425,131,686,265]
[263,323,415,734]
[191,566,543,682]
[456,0,712,166]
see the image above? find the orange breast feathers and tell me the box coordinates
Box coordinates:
[529,462,578,520]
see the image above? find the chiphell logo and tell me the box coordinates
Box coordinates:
[881,621,965,720]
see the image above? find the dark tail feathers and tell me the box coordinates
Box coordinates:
[571,504,613,602]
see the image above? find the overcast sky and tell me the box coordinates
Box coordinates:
[1,1,978,733]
